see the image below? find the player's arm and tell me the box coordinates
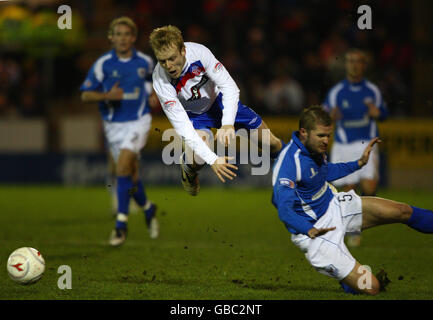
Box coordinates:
[199,44,239,145]
[160,96,238,182]
[81,82,124,102]
[364,87,388,121]
[79,62,123,103]
[326,137,381,181]
[275,185,334,238]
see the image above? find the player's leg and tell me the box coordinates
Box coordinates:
[179,129,210,196]
[130,158,159,239]
[106,150,118,216]
[362,196,433,233]
[255,120,283,158]
[360,179,378,196]
[340,261,380,295]
[359,144,379,196]
[343,179,362,247]
[109,148,136,246]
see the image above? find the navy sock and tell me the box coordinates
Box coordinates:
[406,206,433,233]
[270,139,286,159]
[116,176,133,229]
[339,281,360,295]
[132,180,147,208]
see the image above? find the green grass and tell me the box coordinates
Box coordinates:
[0,185,432,300]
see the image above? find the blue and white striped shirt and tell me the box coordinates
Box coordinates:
[323,79,388,143]
[272,132,360,235]
[80,49,154,122]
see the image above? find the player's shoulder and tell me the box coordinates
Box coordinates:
[152,63,171,88]
[363,79,382,94]
[185,42,213,57]
[327,80,346,95]
[93,50,114,67]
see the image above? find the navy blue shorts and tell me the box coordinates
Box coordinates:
[187,93,263,131]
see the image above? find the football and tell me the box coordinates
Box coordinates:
[7,247,45,285]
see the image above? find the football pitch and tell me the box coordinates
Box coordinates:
[1,185,432,300]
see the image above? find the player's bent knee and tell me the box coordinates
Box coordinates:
[396,202,412,222]
[365,277,381,296]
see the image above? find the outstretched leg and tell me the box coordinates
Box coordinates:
[341,261,380,295]
[180,129,210,196]
[252,120,284,158]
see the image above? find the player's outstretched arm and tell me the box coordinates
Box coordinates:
[210,156,238,183]
[358,137,381,167]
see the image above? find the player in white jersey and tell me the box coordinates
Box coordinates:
[149,25,284,194]
[323,49,388,247]
[80,17,159,246]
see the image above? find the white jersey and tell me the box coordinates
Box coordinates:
[152,42,240,165]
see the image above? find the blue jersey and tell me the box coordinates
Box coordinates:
[271,132,360,235]
[80,49,154,122]
[323,79,388,143]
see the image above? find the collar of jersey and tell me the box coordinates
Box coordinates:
[344,78,365,86]
[111,48,137,62]
[292,131,311,156]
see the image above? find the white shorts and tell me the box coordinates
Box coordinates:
[103,114,152,162]
[330,141,379,187]
[291,190,363,280]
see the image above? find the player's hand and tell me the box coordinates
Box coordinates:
[215,125,236,146]
[364,98,380,119]
[307,227,336,239]
[105,82,124,101]
[210,156,238,183]
[330,107,343,121]
[358,137,381,167]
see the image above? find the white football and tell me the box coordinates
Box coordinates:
[7,247,45,285]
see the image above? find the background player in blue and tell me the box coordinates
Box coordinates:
[272,105,433,295]
[323,48,388,247]
[80,17,159,246]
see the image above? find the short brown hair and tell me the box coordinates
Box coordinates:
[299,105,332,132]
[149,25,184,53]
[345,48,367,63]
[108,17,137,38]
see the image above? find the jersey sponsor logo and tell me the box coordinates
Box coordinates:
[279,178,295,188]
[310,167,318,178]
[164,100,176,108]
[191,64,203,76]
[137,68,146,78]
[324,264,338,276]
[248,117,258,125]
[312,182,327,201]
[174,61,205,94]
[342,99,350,108]
[187,75,209,101]
[213,62,223,73]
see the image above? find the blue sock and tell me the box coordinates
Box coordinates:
[339,281,360,295]
[132,180,147,208]
[270,139,286,159]
[116,176,133,229]
[406,206,433,233]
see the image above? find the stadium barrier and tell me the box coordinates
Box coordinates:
[0,117,432,187]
